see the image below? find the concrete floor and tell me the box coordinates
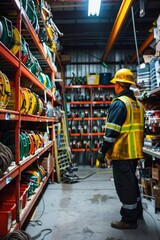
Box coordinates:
[25,166,160,240]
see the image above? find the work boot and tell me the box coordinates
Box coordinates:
[111,220,137,230]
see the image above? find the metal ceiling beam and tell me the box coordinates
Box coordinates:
[101,0,134,62]
[130,32,154,63]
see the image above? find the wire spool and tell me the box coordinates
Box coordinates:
[0,16,14,49]
[38,72,47,86]
[94,139,99,148]
[2,73,11,107]
[36,131,44,148]
[46,45,53,63]
[30,131,39,150]
[72,139,77,148]
[2,130,15,157]
[26,0,37,26]
[27,91,37,115]
[38,165,46,180]
[0,142,14,178]
[92,126,98,133]
[30,56,41,77]
[32,93,43,116]
[0,71,11,109]
[25,49,34,69]
[84,110,89,117]
[75,110,79,117]
[25,170,41,186]
[20,132,27,159]
[21,37,29,64]
[77,141,82,148]
[37,97,43,116]
[71,125,76,133]
[93,110,98,117]
[101,125,105,132]
[45,74,51,89]
[22,0,28,11]
[34,132,41,149]
[100,109,105,117]
[21,132,31,157]
[32,92,39,115]
[6,85,15,110]
[10,27,21,55]
[27,131,36,155]
[83,125,88,133]
[20,88,32,114]
[85,94,90,101]
[33,13,40,35]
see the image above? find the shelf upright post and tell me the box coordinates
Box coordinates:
[15,8,22,224]
[50,71,55,183]
[90,86,94,166]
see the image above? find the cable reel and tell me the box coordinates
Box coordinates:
[28,131,36,155]
[20,88,32,114]
[0,16,20,55]
[0,71,11,109]
[27,91,37,115]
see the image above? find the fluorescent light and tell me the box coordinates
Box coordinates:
[88,0,102,16]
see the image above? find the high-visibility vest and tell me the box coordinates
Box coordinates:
[106,96,144,160]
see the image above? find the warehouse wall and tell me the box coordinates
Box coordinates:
[64,48,137,79]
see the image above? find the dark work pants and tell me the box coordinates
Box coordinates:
[112,159,143,224]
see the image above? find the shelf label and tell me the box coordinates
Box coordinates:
[6,176,12,184]
[5,113,16,120]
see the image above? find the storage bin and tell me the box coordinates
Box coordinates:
[0,202,16,237]
[20,184,30,209]
[100,73,112,85]
[0,187,23,211]
[87,74,99,85]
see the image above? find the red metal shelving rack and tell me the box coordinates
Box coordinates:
[0,0,62,235]
[65,84,114,166]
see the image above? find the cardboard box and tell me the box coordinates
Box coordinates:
[152,167,160,180]
[41,153,54,174]
[152,186,160,197]
[141,178,151,195]
[87,74,100,85]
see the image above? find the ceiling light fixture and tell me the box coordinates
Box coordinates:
[88,0,102,16]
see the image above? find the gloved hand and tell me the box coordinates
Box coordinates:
[97,151,106,163]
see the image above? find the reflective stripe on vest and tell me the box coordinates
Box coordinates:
[106,96,144,160]
[105,122,121,132]
[123,203,137,210]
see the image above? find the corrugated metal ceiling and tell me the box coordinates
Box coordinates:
[48,0,160,62]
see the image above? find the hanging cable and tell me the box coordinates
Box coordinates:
[131,6,140,66]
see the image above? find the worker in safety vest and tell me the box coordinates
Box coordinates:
[97,68,144,229]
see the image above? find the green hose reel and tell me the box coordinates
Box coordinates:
[2,131,31,160]
[0,16,14,49]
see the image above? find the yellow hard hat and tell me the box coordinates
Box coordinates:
[110,68,135,85]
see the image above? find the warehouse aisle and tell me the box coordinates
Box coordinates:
[25,167,160,240]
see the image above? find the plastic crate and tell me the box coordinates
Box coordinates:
[0,187,23,212]
[99,73,112,85]
[0,203,16,237]
[20,184,30,209]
